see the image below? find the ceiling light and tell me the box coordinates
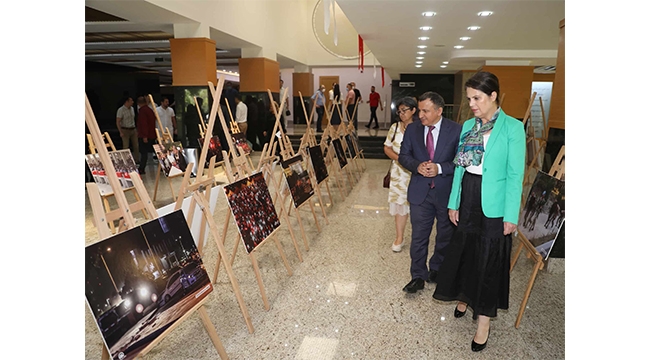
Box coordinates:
[418,36,430,41]
[468,26,481,31]
[477,11,493,17]
[416,61,423,64]
[422,11,436,17]
[443,61,449,64]
[417,51,426,55]
[416,56,424,60]
[420,26,433,31]
[454,45,464,49]
[459,37,471,41]
[417,45,427,49]
[440,65,447,68]
[415,65,422,68]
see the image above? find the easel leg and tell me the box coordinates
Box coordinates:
[197,306,230,360]
[307,199,321,232]
[249,252,270,311]
[510,241,525,273]
[101,345,110,360]
[167,175,175,199]
[515,259,542,329]
[324,178,335,204]
[230,235,241,266]
[294,206,310,251]
[153,163,162,201]
[102,196,116,234]
[267,165,304,262]
[213,211,231,284]
[315,183,330,224]
[272,234,293,276]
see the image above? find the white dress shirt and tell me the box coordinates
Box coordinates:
[466,133,491,175]
[235,101,247,123]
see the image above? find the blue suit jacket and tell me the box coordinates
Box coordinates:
[398,117,462,206]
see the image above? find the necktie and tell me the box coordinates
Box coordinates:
[426,126,435,188]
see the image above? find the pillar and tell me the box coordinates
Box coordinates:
[292,72,314,125]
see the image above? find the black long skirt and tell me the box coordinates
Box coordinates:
[433,171,512,319]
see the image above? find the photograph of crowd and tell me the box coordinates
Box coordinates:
[85,210,212,360]
[85,150,140,196]
[307,146,328,184]
[519,171,565,256]
[153,142,188,177]
[232,133,251,155]
[344,134,357,158]
[223,172,281,253]
[281,155,314,208]
[332,138,348,169]
[198,136,224,167]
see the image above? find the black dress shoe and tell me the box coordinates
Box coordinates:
[426,270,438,283]
[402,278,425,293]
[454,305,466,318]
[471,330,490,352]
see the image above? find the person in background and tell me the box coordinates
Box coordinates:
[345,83,355,127]
[329,83,343,132]
[383,97,417,252]
[245,96,261,151]
[116,96,139,164]
[234,94,248,136]
[433,71,525,352]
[366,85,383,129]
[136,96,156,174]
[156,97,177,139]
[311,84,326,133]
[351,81,362,129]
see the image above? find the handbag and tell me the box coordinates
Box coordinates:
[285,109,291,116]
[383,124,398,188]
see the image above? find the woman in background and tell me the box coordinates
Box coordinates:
[329,83,342,132]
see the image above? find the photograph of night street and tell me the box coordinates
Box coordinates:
[85,210,212,360]
[345,134,357,158]
[281,154,314,208]
[332,138,347,168]
[308,145,328,184]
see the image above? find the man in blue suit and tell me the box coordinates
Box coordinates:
[398,92,462,293]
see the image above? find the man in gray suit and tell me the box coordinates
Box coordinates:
[398,92,462,293]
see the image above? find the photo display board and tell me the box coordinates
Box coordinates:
[519,171,565,259]
[153,141,188,177]
[232,133,251,155]
[86,149,139,196]
[281,154,314,208]
[344,134,357,158]
[85,210,212,360]
[307,146,329,184]
[198,136,224,166]
[332,138,347,169]
[223,172,281,253]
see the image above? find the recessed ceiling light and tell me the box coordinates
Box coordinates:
[422,11,436,17]
[416,56,424,60]
[459,37,471,41]
[417,45,427,49]
[415,65,422,68]
[442,61,449,64]
[454,45,464,49]
[440,65,447,68]
[417,51,426,55]
[418,36,430,41]
[477,11,493,17]
[420,26,433,31]
[468,26,481,31]
[416,61,423,64]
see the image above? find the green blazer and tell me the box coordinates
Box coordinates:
[447,110,526,224]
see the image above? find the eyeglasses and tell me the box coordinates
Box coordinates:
[396,108,412,115]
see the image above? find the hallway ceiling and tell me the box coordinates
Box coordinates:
[85,1,564,82]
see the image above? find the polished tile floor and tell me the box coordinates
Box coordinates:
[84,151,565,359]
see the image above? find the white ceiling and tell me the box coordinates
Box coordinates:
[85,0,564,81]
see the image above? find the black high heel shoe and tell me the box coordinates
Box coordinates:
[454,305,466,318]
[471,329,490,352]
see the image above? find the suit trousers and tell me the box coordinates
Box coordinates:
[409,185,455,280]
[316,106,324,131]
[121,128,139,164]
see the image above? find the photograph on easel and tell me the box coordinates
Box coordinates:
[85,210,212,360]
[307,146,329,183]
[232,133,251,155]
[537,219,564,260]
[519,171,565,252]
[198,136,224,166]
[281,154,314,208]
[332,138,348,168]
[223,172,281,253]
[344,134,357,158]
[85,150,139,196]
[153,142,187,177]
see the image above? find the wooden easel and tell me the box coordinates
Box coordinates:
[205,82,301,312]
[319,126,349,200]
[510,146,565,329]
[149,94,184,202]
[85,93,230,360]
[86,132,151,233]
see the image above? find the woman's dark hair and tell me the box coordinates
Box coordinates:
[465,71,500,105]
[333,84,341,101]
[395,96,419,121]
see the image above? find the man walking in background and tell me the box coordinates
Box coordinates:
[136,96,156,174]
[116,96,139,164]
[365,85,383,129]
[311,84,326,132]
[156,97,176,139]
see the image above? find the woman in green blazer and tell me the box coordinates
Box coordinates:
[433,71,525,352]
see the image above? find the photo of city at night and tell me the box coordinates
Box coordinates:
[85,210,212,360]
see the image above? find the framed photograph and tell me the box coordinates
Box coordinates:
[198,136,224,167]
[85,150,139,196]
[153,142,187,177]
[223,172,281,253]
[332,138,347,169]
[85,210,212,360]
[232,133,251,155]
[281,155,314,208]
[519,171,565,258]
[344,134,357,158]
[307,146,328,184]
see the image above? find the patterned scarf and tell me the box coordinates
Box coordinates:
[453,108,501,167]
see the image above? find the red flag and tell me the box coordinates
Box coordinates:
[358,35,364,72]
[381,67,385,88]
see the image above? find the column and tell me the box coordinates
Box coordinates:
[292,71,314,125]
